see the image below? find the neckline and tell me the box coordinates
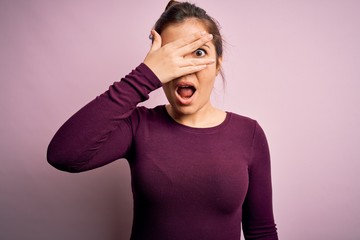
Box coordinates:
[160,105,231,133]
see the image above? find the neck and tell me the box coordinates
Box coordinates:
[165,103,226,128]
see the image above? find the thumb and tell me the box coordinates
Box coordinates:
[150,30,162,52]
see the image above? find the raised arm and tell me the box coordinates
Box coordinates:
[47,64,161,172]
[47,31,215,173]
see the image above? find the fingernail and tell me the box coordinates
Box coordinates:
[208,34,213,40]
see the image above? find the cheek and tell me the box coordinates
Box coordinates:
[162,84,172,96]
[196,65,217,83]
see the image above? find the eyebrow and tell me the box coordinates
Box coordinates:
[202,44,211,49]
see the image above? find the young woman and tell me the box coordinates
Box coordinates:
[47,1,278,239]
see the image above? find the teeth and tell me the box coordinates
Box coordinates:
[178,85,195,89]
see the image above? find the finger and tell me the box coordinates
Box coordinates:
[150,30,162,52]
[178,58,216,68]
[170,31,207,49]
[178,34,213,56]
[176,64,209,77]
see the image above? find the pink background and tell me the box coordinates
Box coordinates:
[1,0,359,239]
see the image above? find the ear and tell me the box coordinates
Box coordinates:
[216,57,223,75]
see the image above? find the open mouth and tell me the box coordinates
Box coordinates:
[176,85,196,99]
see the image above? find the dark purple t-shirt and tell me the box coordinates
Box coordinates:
[47,63,278,239]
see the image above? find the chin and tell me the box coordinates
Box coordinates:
[171,100,212,117]
[171,104,197,115]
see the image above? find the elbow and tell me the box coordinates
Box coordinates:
[47,157,82,173]
[46,143,86,173]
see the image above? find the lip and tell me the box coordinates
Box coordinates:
[174,81,197,105]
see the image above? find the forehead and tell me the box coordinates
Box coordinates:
[161,19,208,44]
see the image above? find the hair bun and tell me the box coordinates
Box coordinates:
[165,0,181,11]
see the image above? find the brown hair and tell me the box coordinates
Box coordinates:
[153,1,225,79]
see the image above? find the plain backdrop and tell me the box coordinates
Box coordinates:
[1,0,359,239]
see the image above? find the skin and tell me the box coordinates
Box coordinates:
[144,18,226,128]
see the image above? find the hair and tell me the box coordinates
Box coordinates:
[152,0,225,80]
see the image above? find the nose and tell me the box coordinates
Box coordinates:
[177,73,195,82]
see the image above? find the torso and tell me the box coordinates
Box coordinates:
[127,105,256,240]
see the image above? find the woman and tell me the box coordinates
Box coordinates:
[47,1,278,239]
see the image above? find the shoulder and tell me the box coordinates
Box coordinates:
[133,105,165,116]
[226,112,268,141]
[227,112,258,130]
[130,105,167,125]
[129,105,172,138]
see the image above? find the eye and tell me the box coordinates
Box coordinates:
[194,48,207,57]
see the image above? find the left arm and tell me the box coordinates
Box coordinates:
[242,122,278,239]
